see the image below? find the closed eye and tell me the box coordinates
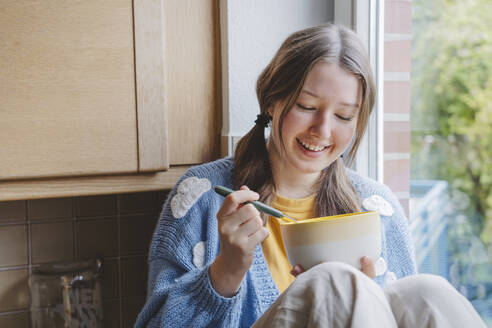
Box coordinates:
[297,103,317,111]
[335,114,354,121]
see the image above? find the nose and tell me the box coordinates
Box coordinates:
[309,112,332,139]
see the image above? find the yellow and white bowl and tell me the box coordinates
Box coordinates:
[278,211,381,270]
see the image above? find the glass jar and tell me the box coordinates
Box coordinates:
[29,259,103,328]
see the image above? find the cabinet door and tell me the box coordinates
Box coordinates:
[164,0,220,165]
[0,0,168,181]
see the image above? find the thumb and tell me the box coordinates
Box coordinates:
[361,256,376,278]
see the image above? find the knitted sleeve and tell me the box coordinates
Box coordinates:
[134,167,246,328]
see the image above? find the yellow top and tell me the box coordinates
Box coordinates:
[261,193,315,293]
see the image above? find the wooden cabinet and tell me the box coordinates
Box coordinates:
[0,0,220,200]
[164,0,221,165]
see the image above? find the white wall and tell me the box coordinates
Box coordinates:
[221,0,333,154]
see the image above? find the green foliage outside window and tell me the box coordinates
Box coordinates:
[411,0,492,248]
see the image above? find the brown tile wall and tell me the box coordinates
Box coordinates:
[0,190,169,328]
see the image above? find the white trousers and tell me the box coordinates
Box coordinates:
[252,262,486,328]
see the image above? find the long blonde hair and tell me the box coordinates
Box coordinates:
[234,23,376,216]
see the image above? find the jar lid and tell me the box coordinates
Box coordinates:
[32,259,102,275]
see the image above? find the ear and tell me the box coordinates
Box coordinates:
[267,105,274,118]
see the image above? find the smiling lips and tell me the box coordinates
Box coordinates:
[297,138,330,152]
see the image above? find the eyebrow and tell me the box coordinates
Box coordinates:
[301,89,320,98]
[301,89,360,108]
[340,102,360,109]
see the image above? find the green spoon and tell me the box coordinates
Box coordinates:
[214,185,299,223]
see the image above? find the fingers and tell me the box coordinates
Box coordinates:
[290,264,305,277]
[247,225,270,246]
[217,186,259,218]
[239,213,263,237]
[216,185,267,254]
[220,203,261,231]
[361,256,376,279]
[221,205,266,244]
[212,185,268,288]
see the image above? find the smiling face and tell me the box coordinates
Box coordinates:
[267,61,362,180]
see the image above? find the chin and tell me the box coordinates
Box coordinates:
[293,160,334,175]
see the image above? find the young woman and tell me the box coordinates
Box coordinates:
[135,24,485,327]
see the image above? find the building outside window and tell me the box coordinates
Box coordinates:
[381,0,492,324]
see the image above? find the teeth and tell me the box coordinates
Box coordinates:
[299,140,326,152]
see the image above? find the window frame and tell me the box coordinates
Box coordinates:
[334,0,384,183]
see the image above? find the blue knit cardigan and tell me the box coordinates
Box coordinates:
[135,157,416,327]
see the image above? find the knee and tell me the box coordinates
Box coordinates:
[415,274,451,289]
[295,261,365,287]
[389,274,458,303]
[289,261,386,309]
[404,274,452,293]
[308,261,357,277]
[385,274,484,327]
[416,274,458,298]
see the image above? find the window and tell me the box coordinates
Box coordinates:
[383,0,492,324]
[337,0,492,323]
